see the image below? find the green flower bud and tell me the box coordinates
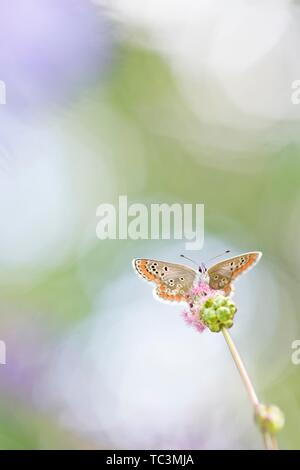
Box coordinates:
[255,404,285,434]
[213,295,227,308]
[204,298,214,308]
[209,323,222,333]
[224,319,234,329]
[226,299,235,308]
[227,300,237,314]
[217,306,231,322]
[202,307,217,323]
[199,295,237,333]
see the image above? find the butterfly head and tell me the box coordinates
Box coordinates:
[198,262,209,283]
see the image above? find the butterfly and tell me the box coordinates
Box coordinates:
[132,252,262,303]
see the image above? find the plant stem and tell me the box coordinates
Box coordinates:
[221,327,258,407]
[263,431,274,450]
[221,327,278,450]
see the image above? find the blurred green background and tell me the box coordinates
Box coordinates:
[0,0,299,450]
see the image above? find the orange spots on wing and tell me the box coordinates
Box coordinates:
[156,284,185,302]
[135,259,160,284]
[232,254,259,279]
[223,284,232,296]
[134,259,186,303]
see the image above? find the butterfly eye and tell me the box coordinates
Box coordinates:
[198,266,202,273]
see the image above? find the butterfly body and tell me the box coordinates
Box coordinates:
[132,252,262,303]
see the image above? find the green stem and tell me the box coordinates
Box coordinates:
[221,327,278,450]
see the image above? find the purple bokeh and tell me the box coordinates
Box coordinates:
[0,314,55,402]
[0,0,113,112]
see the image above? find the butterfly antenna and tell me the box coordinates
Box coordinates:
[206,250,230,263]
[180,254,198,267]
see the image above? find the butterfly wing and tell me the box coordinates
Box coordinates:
[208,251,262,295]
[132,259,197,303]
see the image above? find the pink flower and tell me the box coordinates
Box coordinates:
[182,282,222,333]
[190,282,218,298]
[182,309,206,333]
